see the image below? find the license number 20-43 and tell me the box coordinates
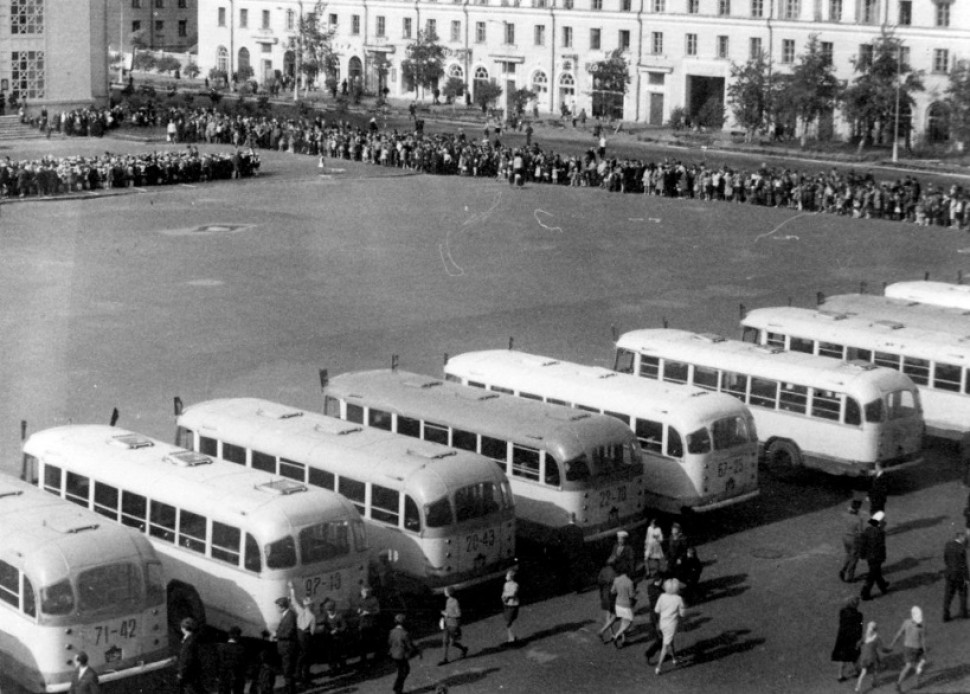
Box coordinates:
[465,529,496,552]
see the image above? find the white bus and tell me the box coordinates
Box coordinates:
[322,369,647,548]
[614,329,925,476]
[0,476,172,693]
[443,350,759,514]
[741,306,970,440]
[820,293,970,336]
[885,280,970,310]
[22,425,370,638]
[175,398,517,593]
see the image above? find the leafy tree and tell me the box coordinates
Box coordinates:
[589,49,629,119]
[183,63,201,79]
[475,79,503,113]
[441,76,465,104]
[944,59,970,149]
[697,96,725,129]
[842,29,924,147]
[236,64,254,82]
[129,29,147,50]
[132,51,157,72]
[779,34,844,144]
[401,30,446,97]
[156,56,182,74]
[290,0,338,94]
[726,55,772,139]
[511,88,537,116]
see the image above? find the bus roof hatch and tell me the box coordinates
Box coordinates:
[110,433,155,450]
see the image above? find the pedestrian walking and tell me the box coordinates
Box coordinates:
[643,519,665,578]
[176,617,205,694]
[356,585,381,668]
[274,596,298,694]
[217,626,247,694]
[67,652,100,694]
[320,598,348,675]
[840,499,865,582]
[667,522,689,570]
[859,511,890,601]
[438,587,469,665]
[606,529,636,578]
[606,569,636,648]
[388,613,421,694]
[642,574,665,665]
[501,569,520,644]
[868,463,889,515]
[855,621,888,693]
[942,530,969,621]
[889,606,927,692]
[832,596,864,682]
[596,562,617,636]
[673,546,703,603]
[653,578,686,675]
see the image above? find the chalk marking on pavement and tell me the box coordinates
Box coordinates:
[524,648,558,664]
[133,187,148,193]
[958,248,970,254]
[629,217,645,221]
[755,212,811,242]
[438,242,465,277]
[534,209,563,233]
[771,234,800,241]
[648,217,662,223]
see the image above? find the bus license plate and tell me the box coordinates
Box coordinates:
[599,486,627,508]
[464,529,497,553]
[304,572,343,598]
[94,618,138,645]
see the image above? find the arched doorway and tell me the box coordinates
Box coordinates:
[559,72,575,112]
[216,46,228,73]
[237,47,251,80]
[348,56,363,92]
[473,66,489,104]
[926,102,950,143]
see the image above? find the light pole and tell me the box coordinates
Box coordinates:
[294,0,302,101]
[892,43,902,163]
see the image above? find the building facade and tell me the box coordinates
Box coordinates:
[107,0,199,54]
[197,0,968,140]
[0,0,109,110]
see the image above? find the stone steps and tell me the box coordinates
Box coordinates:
[0,114,45,140]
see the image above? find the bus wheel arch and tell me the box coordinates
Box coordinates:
[167,580,207,634]
[765,438,803,473]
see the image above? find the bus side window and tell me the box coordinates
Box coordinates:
[308,467,335,491]
[663,360,689,385]
[397,415,421,438]
[790,337,814,354]
[371,485,400,525]
[199,436,218,457]
[0,560,19,607]
[65,471,90,508]
[222,442,247,465]
[635,419,663,454]
[452,428,477,452]
[481,436,508,471]
[467,381,486,389]
[639,355,660,379]
[323,395,341,417]
[614,349,635,374]
[512,445,541,481]
[149,501,177,543]
[934,362,961,392]
[368,408,393,430]
[687,427,711,454]
[22,454,38,485]
[423,421,449,445]
[874,351,901,371]
[694,365,719,391]
[178,510,207,554]
[346,403,364,424]
[844,397,862,426]
[252,450,276,473]
[279,458,306,482]
[722,372,748,402]
[740,326,758,344]
[810,390,841,421]
[121,491,147,531]
[244,533,262,572]
[818,342,845,359]
[520,392,543,401]
[491,386,514,395]
[749,378,779,409]
[846,348,872,363]
[94,482,120,521]
[338,478,366,514]
[779,383,808,414]
[766,332,785,349]
[667,427,684,458]
[901,357,930,386]
[543,456,561,486]
[403,496,421,532]
[212,522,242,566]
[43,464,62,496]
[22,576,35,618]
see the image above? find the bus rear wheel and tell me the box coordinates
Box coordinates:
[766,439,802,477]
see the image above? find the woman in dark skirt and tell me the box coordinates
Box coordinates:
[832,596,864,681]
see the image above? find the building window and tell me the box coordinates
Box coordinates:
[653,0,666,10]
[328,13,337,27]
[783,0,799,17]
[717,35,729,58]
[535,24,546,45]
[451,20,461,41]
[858,43,873,68]
[11,51,44,99]
[352,15,360,34]
[750,0,763,14]
[504,21,514,44]
[651,31,663,54]
[563,0,573,7]
[132,0,141,7]
[592,0,603,9]
[178,19,187,36]
[900,45,910,67]
[590,27,601,49]
[935,2,950,26]
[377,16,385,36]
[178,0,186,7]
[218,7,226,27]
[427,18,436,38]
[686,33,698,56]
[217,45,228,71]
[688,0,700,11]
[403,17,412,38]
[262,10,270,30]
[749,36,762,59]
[861,0,877,23]
[898,0,911,24]
[719,0,731,14]
[261,43,271,53]
[155,0,164,7]
[781,38,795,63]
[820,40,833,65]
[240,9,248,28]
[132,20,142,32]
[10,0,44,35]
[622,0,632,9]
[562,25,572,46]
[476,21,485,42]
[286,10,295,30]
[155,20,164,32]
[532,70,548,93]
[829,0,841,19]
[933,48,949,73]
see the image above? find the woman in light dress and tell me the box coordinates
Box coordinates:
[643,519,665,578]
[653,579,686,674]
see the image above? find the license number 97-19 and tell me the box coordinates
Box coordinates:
[305,572,342,598]
[599,486,627,508]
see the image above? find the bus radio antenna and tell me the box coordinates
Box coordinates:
[109,408,120,427]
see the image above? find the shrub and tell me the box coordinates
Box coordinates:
[183,63,201,79]
[667,106,687,130]
[697,96,725,130]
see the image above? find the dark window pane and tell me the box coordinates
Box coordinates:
[452,429,477,452]
[398,415,420,438]
[339,477,365,512]
[244,533,261,572]
[222,442,246,465]
[149,501,176,543]
[369,408,392,430]
[252,450,276,473]
[279,458,305,481]
[371,485,400,524]
[423,422,449,445]
[404,496,421,531]
[635,418,663,454]
[426,497,453,528]
[199,436,218,456]
[178,510,207,553]
[309,467,335,490]
[346,403,364,424]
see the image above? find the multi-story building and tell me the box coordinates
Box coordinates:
[0,0,109,110]
[107,0,199,54]
[197,0,967,140]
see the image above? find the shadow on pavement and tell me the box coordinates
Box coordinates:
[410,666,503,693]
[885,570,943,593]
[682,628,766,666]
[886,515,949,537]
[917,660,970,690]
[693,573,750,605]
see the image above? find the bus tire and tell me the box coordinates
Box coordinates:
[167,582,206,636]
[766,439,802,476]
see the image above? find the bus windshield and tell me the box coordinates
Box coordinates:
[563,455,591,482]
[299,521,352,563]
[77,563,140,613]
[592,443,639,475]
[455,482,504,522]
[887,390,919,420]
[265,536,298,569]
[425,497,453,528]
[712,416,755,450]
[41,579,75,616]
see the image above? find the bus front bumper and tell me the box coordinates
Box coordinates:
[46,655,175,692]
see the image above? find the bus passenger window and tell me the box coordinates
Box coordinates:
[790,337,814,354]
[712,417,750,448]
[94,482,119,521]
[543,457,561,486]
[199,436,218,457]
[864,398,884,423]
[614,349,635,374]
[423,421,449,445]
[369,408,393,430]
[178,510,207,554]
[605,411,631,426]
[492,386,514,395]
[667,428,684,458]
[810,390,841,421]
[244,534,262,572]
[338,478,366,514]
[468,381,486,389]
[636,419,664,454]
[212,522,242,566]
[149,501,177,543]
[404,496,421,532]
[749,378,778,409]
[694,366,719,391]
[22,454,38,485]
[520,392,542,401]
[512,446,541,481]
[323,395,341,417]
[564,456,591,482]
[309,468,335,491]
[779,383,808,414]
[902,357,930,386]
[687,428,711,454]
[0,560,19,607]
[663,360,689,385]
[766,332,785,349]
[452,428,477,452]
[481,436,508,468]
[43,464,62,495]
[397,415,421,438]
[548,398,570,406]
[887,390,918,420]
[639,355,660,379]
[265,536,297,569]
[846,348,872,363]
[722,372,748,402]
[874,352,901,371]
[934,362,961,392]
[279,458,306,482]
[222,442,247,465]
[818,342,845,359]
[121,491,147,531]
[346,403,364,424]
[740,326,758,344]
[146,562,165,605]
[252,450,276,473]
[371,485,400,525]
[425,497,453,528]
[40,579,75,616]
[22,576,35,617]
[845,398,862,426]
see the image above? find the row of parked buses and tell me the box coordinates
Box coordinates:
[7,277,956,690]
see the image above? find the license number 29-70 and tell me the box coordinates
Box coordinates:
[599,486,627,508]
[465,529,496,552]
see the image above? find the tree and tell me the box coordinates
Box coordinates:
[726,55,772,139]
[401,30,446,97]
[475,79,503,113]
[779,34,844,144]
[945,59,970,149]
[441,76,465,105]
[129,29,148,50]
[132,51,157,72]
[156,55,182,74]
[183,63,201,79]
[290,1,338,95]
[511,88,537,117]
[842,29,924,147]
[589,49,629,119]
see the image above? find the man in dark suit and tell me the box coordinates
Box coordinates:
[943,530,969,622]
[275,596,298,694]
[388,613,420,694]
[67,651,100,694]
[868,463,889,515]
[859,511,889,601]
[217,625,248,694]
[177,617,205,694]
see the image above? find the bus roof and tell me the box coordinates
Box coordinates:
[617,328,918,393]
[325,370,638,457]
[821,294,970,333]
[885,281,970,310]
[0,476,157,583]
[179,398,509,505]
[742,306,970,365]
[445,350,753,427]
[24,426,363,535]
